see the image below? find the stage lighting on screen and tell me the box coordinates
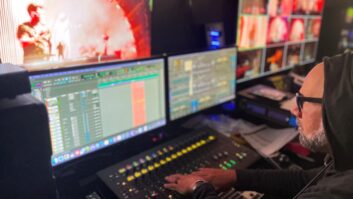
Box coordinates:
[0,0,151,71]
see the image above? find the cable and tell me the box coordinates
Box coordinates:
[292,157,333,199]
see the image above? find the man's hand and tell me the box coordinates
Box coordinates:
[164,174,206,195]
[192,168,237,191]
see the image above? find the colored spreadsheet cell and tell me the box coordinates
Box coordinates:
[132,82,147,127]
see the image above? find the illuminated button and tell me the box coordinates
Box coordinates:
[129,188,133,192]
[148,165,155,171]
[118,168,126,174]
[171,154,178,159]
[134,172,141,178]
[168,146,174,151]
[182,149,188,154]
[223,151,229,156]
[126,164,133,171]
[225,163,232,168]
[152,153,158,159]
[166,157,172,162]
[154,162,160,168]
[208,135,216,141]
[177,151,183,157]
[145,155,152,161]
[230,160,237,165]
[236,153,244,159]
[133,161,139,167]
[151,191,158,197]
[196,142,202,147]
[141,169,148,174]
[219,164,226,169]
[157,150,163,156]
[163,148,169,153]
[122,182,127,186]
[160,159,166,165]
[242,152,247,157]
[187,146,192,152]
[139,158,146,164]
[222,166,227,170]
[200,140,206,145]
[191,144,197,149]
[127,175,135,182]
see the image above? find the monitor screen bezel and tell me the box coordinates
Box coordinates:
[28,56,168,168]
[166,46,237,123]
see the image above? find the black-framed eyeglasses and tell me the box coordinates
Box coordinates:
[296,92,323,114]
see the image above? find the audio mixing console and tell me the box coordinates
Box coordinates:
[98,128,262,199]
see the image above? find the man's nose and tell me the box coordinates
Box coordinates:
[291,105,301,118]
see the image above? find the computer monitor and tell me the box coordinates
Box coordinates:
[29,58,166,166]
[168,47,236,121]
[236,0,325,83]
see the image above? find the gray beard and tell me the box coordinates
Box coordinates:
[298,121,329,153]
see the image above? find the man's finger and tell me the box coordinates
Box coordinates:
[191,171,208,177]
[164,183,178,191]
[193,169,211,175]
[165,174,183,183]
[198,168,212,171]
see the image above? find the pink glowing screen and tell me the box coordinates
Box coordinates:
[0,0,151,71]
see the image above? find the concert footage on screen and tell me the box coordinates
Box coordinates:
[0,0,151,71]
[236,0,325,82]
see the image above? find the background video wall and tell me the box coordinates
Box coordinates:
[0,0,151,71]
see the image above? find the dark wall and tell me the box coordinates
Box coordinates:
[317,0,353,60]
[151,0,238,55]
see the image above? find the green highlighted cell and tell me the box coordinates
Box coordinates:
[98,74,159,88]
[82,73,96,80]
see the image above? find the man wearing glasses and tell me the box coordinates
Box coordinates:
[165,51,353,198]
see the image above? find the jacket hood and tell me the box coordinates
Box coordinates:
[323,50,353,171]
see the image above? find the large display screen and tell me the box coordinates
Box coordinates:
[236,0,325,82]
[0,0,151,71]
[168,47,236,121]
[29,58,166,166]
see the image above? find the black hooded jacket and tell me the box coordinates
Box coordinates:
[191,51,353,199]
